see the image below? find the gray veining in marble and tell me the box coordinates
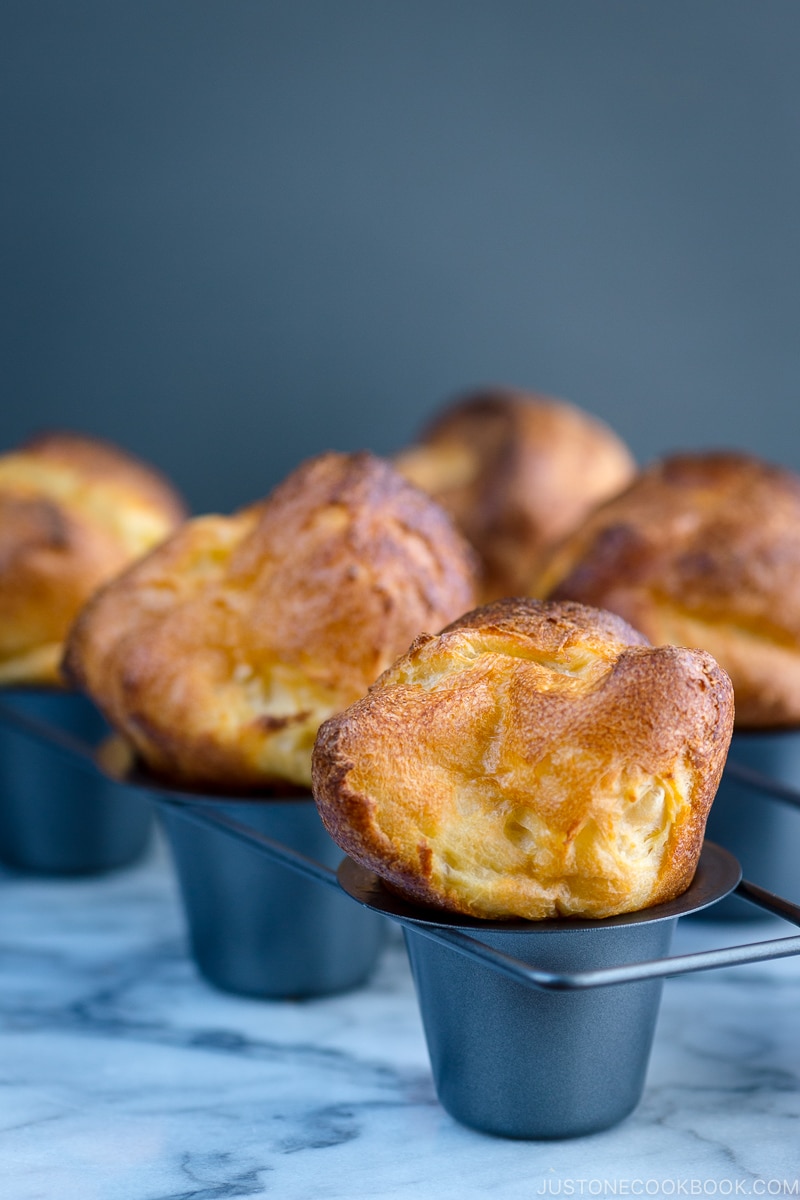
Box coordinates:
[1,833,799,1199]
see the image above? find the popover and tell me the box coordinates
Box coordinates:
[534,451,800,728]
[313,598,733,920]
[64,451,478,790]
[0,431,187,686]
[393,388,636,602]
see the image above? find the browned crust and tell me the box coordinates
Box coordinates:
[20,432,187,527]
[0,432,187,686]
[393,388,636,601]
[64,451,478,789]
[534,451,800,728]
[438,595,651,647]
[312,597,734,921]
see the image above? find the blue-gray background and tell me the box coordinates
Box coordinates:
[2,0,798,514]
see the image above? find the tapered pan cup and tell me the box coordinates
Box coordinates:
[156,792,386,999]
[340,843,740,1139]
[0,689,152,874]
[703,729,800,920]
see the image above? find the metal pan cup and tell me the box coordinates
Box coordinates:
[704,728,800,920]
[0,689,152,874]
[156,791,386,999]
[339,843,740,1139]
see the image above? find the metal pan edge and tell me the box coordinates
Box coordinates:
[337,840,742,933]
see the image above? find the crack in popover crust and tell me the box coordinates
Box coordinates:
[533,451,800,728]
[63,451,477,790]
[393,388,636,602]
[0,432,187,686]
[312,598,734,921]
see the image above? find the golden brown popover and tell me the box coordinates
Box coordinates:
[0,431,187,686]
[312,598,733,921]
[534,451,800,729]
[64,451,478,790]
[393,388,636,602]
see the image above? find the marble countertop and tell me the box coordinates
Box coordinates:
[1,831,799,1200]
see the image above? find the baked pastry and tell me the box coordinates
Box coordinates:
[312,598,733,920]
[64,451,477,790]
[534,451,800,728]
[0,431,187,686]
[393,388,636,602]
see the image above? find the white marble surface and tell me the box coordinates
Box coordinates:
[1,832,799,1200]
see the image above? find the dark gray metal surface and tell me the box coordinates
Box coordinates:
[338,848,800,989]
[337,846,739,1139]
[0,690,152,874]
[156,794,386,1000]
[705,728,800,919]
[406,917,672,1139]
[338,842,740,933]
[3,695,800,1139]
